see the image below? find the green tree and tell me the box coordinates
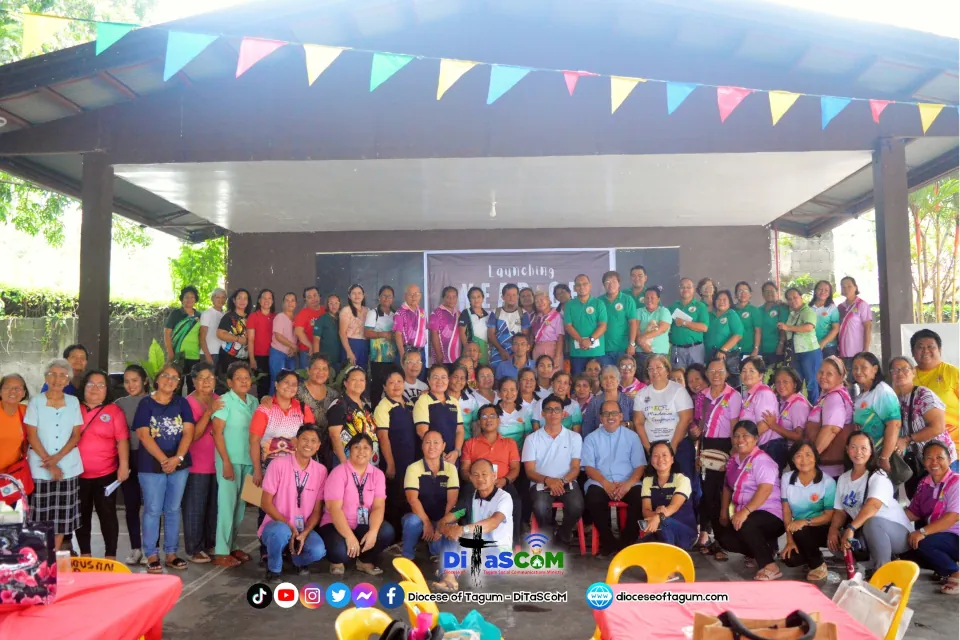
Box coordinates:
[909,176,959,323]
[169,236,227,306]
[0,0,155,249]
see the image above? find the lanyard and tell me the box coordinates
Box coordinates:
[352,471,369,504]
[294,469,310,508]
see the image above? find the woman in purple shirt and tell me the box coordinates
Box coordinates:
[905,441,959,595]
[739,357,788,470]
[715,420,785,580]
[837,277,872,381]
[691,359,741,556]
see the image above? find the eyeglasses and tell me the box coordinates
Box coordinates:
[45,372,69,380]
[158,373,181,382]
[890,366,912,375]
[619,363,635,370]
[194,374,216,382]
[85,382,107,389]
[2,386,25,394]
[542,407,562,414]
[600,411,622,418]
[479,414,498,421]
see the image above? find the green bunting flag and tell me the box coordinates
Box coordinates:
[95,22,136,55]
[370,53,414,92]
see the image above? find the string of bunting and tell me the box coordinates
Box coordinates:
[17,11,958,133]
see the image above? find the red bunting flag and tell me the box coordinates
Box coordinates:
[717,86,752,123]
[562,70,599,96]
[236,37,286,78]
[869,99,893,124]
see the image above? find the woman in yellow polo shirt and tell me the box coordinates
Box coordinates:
[413,364,464,466]
[912,329,959,455]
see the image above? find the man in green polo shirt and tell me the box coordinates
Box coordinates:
[600,270,638,366]
[629,265,648,308]
[564,274,608,375]
[668,278,710,369]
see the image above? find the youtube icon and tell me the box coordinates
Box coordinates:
[273,582,299,609]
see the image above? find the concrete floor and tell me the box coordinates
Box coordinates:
[83,506,957,639]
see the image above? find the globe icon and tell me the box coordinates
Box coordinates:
[529,554,546,569]
[585,582,614,610]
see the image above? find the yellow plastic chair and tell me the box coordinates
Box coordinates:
[393,556,428,588]
[335,607,394,640]
[605,542,696,584]
[70,557,132,574]
[868,560,920,640]
[398,580,439,628]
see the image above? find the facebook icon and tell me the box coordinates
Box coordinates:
[379,582,405,609]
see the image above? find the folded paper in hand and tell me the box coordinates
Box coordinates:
[672,308,693,323]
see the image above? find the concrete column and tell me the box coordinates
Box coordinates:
[77,152,114,370]
[872,138,912,364]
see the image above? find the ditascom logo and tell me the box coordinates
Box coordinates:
[442,532,565,577]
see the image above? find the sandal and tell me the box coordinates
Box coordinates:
[941,576,959,595]
[431,576,459,593]
[806,564,828,582]
[189,551,212,564]
[356,561,383,576]
[165,556,188,570]
[213,554,241,568]
[330,563,345,576]
[146,559,163,574]
[754,567,783,581]
[230,550,251,563]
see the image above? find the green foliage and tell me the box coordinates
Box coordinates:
[783,273,816,296]
[138,339,166,381]
[0,284,168,321]
[0,0,156,249]
[168,236,227,305]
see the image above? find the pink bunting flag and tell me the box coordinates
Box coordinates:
[869,99,893,124]
[562,70,599,96]
[717,86,752,123]
[236,37,286,78]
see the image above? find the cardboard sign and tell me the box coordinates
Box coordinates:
[241,474,263,507]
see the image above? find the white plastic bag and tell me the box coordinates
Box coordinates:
[832,578,913,640]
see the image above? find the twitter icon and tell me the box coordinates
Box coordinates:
[326,582,350,609]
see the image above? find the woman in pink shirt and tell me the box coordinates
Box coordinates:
[269,292,299,395]
[318,433,395,576]
[804,357,854,478]
[76,371,130,560]
[766,366,811,454]
[716,420,785,580]
[530,291,565,370]
[429,287,462,366]
[739,357,789,469]
[837,277,873,378]
[182,362,221,564]
[341,285,370,369]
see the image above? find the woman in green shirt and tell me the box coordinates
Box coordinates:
[165,286,202,393]
[734,281,762,359]
[779,288,822,404]
[312,294,344,376]
[636,286,673,374]
[809,281,840,358]
[759,281,788,368]
[704,290,744,379]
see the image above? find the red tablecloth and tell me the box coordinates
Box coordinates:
[0,572,182,640]
[594,581,879,639]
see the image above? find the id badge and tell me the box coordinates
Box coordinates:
[357,507,370,526]
[492,463,499,477]
[294,515,305,532]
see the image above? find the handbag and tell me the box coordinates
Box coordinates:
[832,578,913,640]
[700,449,730,472]
[0,473,58,609]
[0,405,34,507]
[694,610,838,640]
[886,451,914,486]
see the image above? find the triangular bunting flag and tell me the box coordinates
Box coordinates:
[918,103,945,134]
[21,13,70,55]
[717,86,752,123]
[869,99,893,124]
[610,76,645,114]
[820,96,851,129]
[487,65,532,104]
[768,90,801,126]
[163,31,218,81]
[95,22,135,56]
[562,70,599,96]
[437,59,478,99]
[370,53,414,91]
[666,82,697,115]
[303,45,344,86]
[236,37,285,78]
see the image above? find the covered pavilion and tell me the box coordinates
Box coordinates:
[0,0,956,369]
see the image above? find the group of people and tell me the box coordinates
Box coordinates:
[0,271,956,595]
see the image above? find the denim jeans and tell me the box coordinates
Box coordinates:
[401,512,444,559]
[269,347,297,395]
[140,469,189,557]
[297,350,311,370]
[645,515,698,550]
[261,521,327,574]
[795,349,823,404]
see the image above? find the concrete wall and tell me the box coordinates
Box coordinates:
[227,226,775,304]
[781,230,836,285]
[0,317,164,392]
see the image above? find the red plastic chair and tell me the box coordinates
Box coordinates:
[530,501,587,555]
[591,501,629,555]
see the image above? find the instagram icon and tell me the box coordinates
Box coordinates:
[300,583,324,609]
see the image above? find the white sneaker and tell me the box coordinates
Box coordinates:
[125,549,144,565]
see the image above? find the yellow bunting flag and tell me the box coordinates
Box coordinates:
[918,103,945,134]
[303,44,345,86]
[437,59,478,100]
[610,76,645,114]
[769,90,801,126]
[21,13,70,55]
